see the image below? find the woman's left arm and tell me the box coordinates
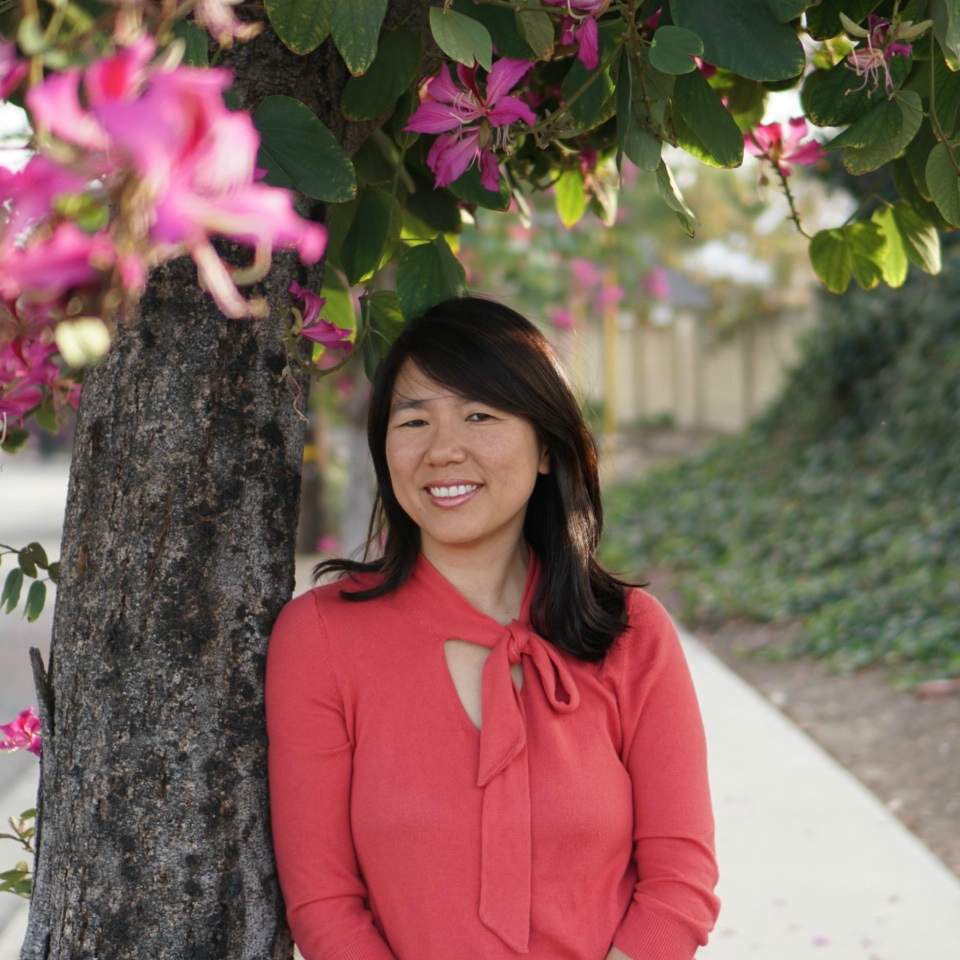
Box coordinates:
[609,592,721,960]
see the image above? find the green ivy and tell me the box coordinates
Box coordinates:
[603,253,960,680]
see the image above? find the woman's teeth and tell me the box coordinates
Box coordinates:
[428,484,479,498]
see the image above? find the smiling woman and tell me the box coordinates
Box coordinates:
[265,297,720,960]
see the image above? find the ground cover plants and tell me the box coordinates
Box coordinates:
[603,252,960,681]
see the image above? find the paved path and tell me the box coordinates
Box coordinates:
[2,457,960,958]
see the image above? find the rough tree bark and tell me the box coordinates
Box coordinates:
[18,11,393,956]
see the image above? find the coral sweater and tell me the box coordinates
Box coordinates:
[266,554,719,960]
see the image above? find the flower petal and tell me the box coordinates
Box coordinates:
[485,58,535,106]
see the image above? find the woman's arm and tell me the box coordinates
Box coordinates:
[609,592,721,960]
[266,591,398,960]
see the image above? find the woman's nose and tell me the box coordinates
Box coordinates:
[425,423,466,465]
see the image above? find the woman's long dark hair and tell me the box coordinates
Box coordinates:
[314,296,632,661]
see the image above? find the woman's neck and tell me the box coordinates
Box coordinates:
[423,540,530,625]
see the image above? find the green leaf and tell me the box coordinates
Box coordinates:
[341,188,401,285]
[265,0,335,54]
[710,71,766,132]
[804,56,912,128]
[331,0,388,76]
[342,30,421,121]
[172,20,210,66]
[649,26,703,75]
[673,68,744,168]
[517,9,555,60]
[925,141,960,226]
[448,163,511,212]
[809,223,886,294]
[834,91,923,175]
[555,168,588,228]
[871,206,908,288]
[319,272,357,335]
[933,53,960,139]
[671,0,804,81]
[562,50,617,134]
[2,568,24,613]
[47,561,60,584]
[0,428,29,454]
[33,402,58,434]
[17,550,37,578]
[254,96,356,202]
[656,159,697,235]
[362,290,406,380]
[805,0,876,40]
[396,236,467,321]
[892,157,953,230]
[891,201,942,275]
[905,122,938,200]
[763,0,809,22]
[932,0,960,71]
[404,169,462,236]
[617,51,669,169]
[452,0,533,59]
[23,542,48,568]
[429,8,492,71]
[23,580,46,622]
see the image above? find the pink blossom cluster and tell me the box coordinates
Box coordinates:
[0,36,327,410]
[0,707,42,757]
[406,58,536,192]
[0,337,79,426]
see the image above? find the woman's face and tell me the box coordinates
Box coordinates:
[384,360,549,563]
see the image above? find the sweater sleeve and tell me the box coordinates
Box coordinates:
[266,590,398,960]
[612,593,721,960]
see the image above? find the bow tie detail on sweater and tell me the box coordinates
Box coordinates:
[475,620,581,952]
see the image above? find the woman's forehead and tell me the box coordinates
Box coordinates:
[390,361,464,408]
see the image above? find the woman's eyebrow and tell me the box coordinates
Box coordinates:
[390,390,468,413]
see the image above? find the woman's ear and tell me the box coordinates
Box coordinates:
[538,444,550,475]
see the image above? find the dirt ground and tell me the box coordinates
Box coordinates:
[605,430,960,883]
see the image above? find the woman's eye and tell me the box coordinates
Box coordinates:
[467,412,494,422]
[395,418,427,428]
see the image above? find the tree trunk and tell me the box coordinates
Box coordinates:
[22,253,306,960]
[19,21,360,960]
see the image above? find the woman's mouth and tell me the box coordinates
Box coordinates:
[425,483,482,506]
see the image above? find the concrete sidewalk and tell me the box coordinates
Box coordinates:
[684,631,960,960]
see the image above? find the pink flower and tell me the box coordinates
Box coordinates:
[0,223,115,306]
[0,338,69,423]
[193,0,262,47]
[0,707,42,756]
[21,39,326,320]
[0,39,27,101]
[545,0,610,69]
[0,157,90,258]
[598,283,624,311]
[642,265,670,300]
[289,281,325,324]
[745,118,824,177]
[290,282,351,350]
[571,258,602,288]
[406,59,536,191]
[841,12,931,95]
[549,307,575,330]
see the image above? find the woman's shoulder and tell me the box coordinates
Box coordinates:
[607,586,684,679]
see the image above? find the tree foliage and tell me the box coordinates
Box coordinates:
[3,1,960,458]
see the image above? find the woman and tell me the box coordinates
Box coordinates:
[266,297,720,960]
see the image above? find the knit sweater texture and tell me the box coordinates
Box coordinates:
[266,554,720,960]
